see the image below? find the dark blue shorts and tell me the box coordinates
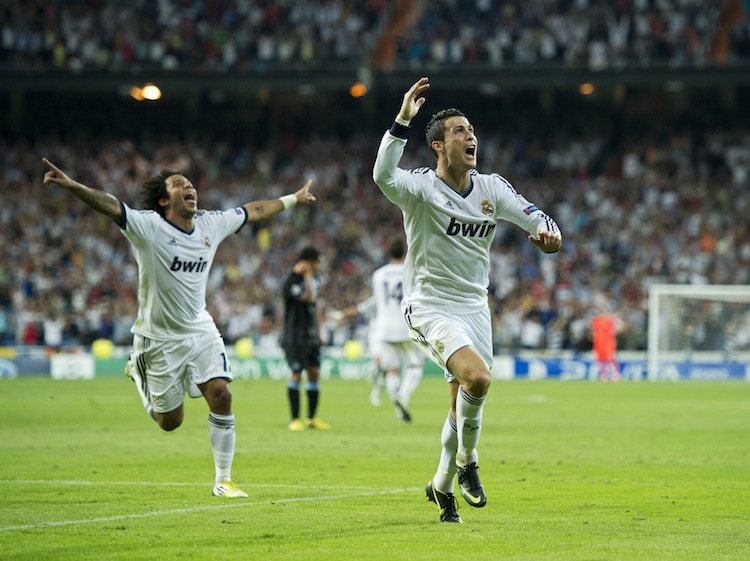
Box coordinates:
[283,343,321,373]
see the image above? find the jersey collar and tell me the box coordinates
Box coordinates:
[165,217,195,235]
[436,173,474,199]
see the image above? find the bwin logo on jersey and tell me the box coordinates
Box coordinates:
[445,217,496,238]
[170,256,208,273]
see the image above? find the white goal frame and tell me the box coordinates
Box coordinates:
[647,284,750,380]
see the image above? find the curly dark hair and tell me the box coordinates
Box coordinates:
[425,108,466,160]
[298,246,321,262]
[139,169,179,216]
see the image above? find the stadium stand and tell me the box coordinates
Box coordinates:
[2,0,748,71]
[1,0,749,356]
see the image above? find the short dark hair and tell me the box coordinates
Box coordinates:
[388,237,406,260]
[140,169,178,217]
[298,246,321,262]
[425,108,466,160]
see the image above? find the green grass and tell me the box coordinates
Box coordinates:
[0,376,748,560]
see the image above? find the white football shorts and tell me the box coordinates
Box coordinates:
[130,332,232,413]
[371,339,424,372]
[403,304,492,383]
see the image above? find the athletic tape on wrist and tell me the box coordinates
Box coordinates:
[280,194,297,210]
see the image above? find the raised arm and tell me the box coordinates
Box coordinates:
[42,158,124,225]
[243,179,315,224]
[397,76,430,125]
[292,260,317,304]
[373,77,431,193]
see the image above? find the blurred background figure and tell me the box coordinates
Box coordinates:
[591,313,623,382]
[331,236,423,423]
[281,246,330,431]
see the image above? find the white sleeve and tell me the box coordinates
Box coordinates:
[120,203,159,248]
[199,207,248,242]
[492,174,561,236]
[372,127,424,210]
[356,296,376,319]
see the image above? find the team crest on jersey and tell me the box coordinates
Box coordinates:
[204,235,211,248]
[480,199,494,216]
[435,340,445,354]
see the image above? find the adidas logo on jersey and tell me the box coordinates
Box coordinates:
[169,256,208,273]
[445,217,496,238]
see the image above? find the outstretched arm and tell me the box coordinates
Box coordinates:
[243,179,315,224]
[42,158,124,225]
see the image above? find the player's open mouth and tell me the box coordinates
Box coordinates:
[466,146,476,157]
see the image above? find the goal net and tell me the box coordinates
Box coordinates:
[647,284,750,381]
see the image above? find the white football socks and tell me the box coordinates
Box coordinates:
[398,365,423,408]
[456,386,485,467]
[432,410,458,494]
[384,373,401,404]
[209,412,236,484]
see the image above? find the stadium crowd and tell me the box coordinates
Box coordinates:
[1,0,749,358]
[1,0,749,71]
[394,0,736,69]
[2,90,749,355]
[0,0,387,71]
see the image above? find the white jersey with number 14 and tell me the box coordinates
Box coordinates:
[370,262,410,343]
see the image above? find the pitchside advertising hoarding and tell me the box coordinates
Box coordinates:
[499,355,750,381]
[1,347,748,381]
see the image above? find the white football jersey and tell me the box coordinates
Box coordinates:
[370,261,410,343]
[374,128,560,313]
[119,203,248,340]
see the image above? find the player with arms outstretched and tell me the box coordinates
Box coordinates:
[373,77,562,522]
[42,157,315,498]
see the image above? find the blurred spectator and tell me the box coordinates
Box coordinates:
[0,0,387,71]
[1,1,749,72]
[395,0,733,69]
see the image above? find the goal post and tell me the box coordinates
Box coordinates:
[647,284,750,381]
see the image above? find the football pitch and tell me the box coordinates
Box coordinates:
[0,376,747,561]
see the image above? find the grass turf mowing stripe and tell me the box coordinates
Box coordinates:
[0,479,393,490]
[0,486,421,532]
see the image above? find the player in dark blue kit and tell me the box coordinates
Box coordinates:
[281,246,331,431]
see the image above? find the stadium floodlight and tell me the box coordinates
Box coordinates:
[129,83,162,101]
[647,284,750,381]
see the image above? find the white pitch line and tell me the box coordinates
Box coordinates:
[0,486,420,533]
[0,480,388,490]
